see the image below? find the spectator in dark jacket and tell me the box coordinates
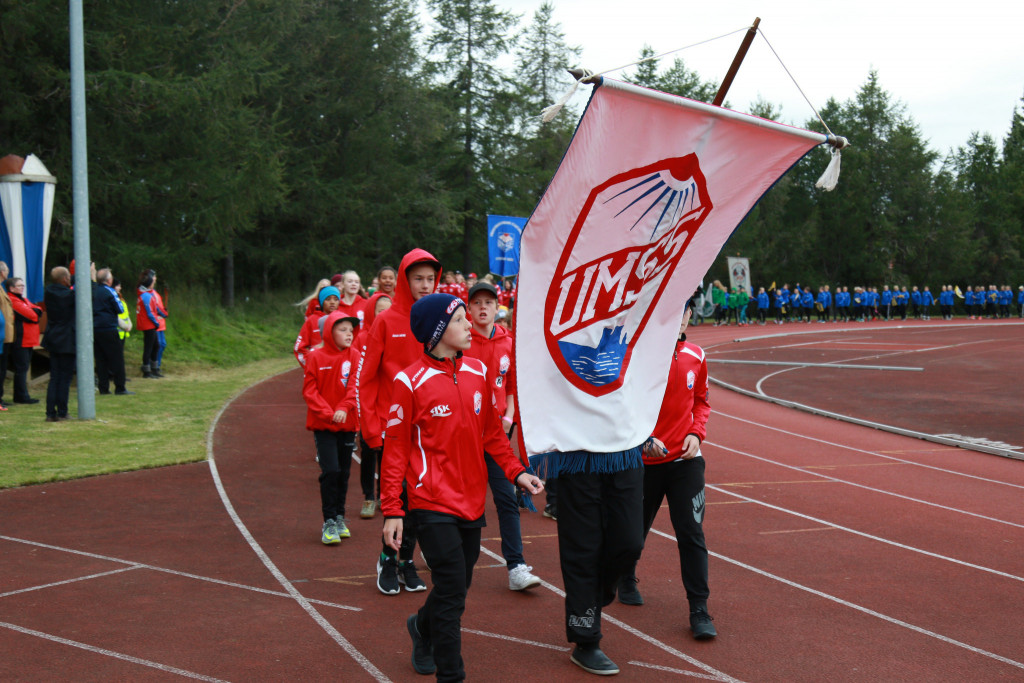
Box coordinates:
[92,268,132,396]
[43,266,76,421]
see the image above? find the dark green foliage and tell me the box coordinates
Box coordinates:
[1,6,1021,299]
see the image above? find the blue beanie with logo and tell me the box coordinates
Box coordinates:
[410,293,465,352]
[318,286,341,307]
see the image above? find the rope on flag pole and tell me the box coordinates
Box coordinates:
[540,19,850,189]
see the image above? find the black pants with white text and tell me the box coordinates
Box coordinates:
[556,466,644,645]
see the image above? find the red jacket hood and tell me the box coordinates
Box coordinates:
[362,291,392,329]
[392,248,442,314]
[319,309,359,354]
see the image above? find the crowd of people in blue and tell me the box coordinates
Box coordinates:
[706,280,1024,326]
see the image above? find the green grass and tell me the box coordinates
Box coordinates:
[0,290,306,489]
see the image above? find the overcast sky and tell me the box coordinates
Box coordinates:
[419,0,1024,157]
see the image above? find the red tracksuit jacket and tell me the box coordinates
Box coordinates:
[643,339,710,465]
[357,249,441,449]
[302,310,359,433]
[463,324,516,420]
[380,353,525,521]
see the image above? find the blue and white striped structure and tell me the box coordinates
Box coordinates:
[0,154,56,303]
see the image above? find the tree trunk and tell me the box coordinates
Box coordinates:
[222,244,235,308]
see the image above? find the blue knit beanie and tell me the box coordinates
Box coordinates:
[410,293,465,352]
[318,285,341,307]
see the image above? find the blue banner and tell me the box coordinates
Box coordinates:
[487,215,526,277]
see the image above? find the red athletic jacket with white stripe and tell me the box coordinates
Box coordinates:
[302,311,359,432]
[643,338,710,465]
[293,312,324,367]
[380,353,526,521]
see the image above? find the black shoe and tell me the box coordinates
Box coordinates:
[570,644,619,675]
[14,397,39,404]
[543,503,557,520]
[690,606,717,640]
[114,390,135,396]
[376,554,400,595]
[398,560,427,592]
[98,390,111,395]
[151,368,164,378]
[406,614,436,675]
[617,575,643,606]
[45,415,58,422]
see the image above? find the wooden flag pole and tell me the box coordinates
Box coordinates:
[712,17,760,106]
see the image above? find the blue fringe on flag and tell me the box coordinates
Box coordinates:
[528,446,644,480]
[517,465,539,512]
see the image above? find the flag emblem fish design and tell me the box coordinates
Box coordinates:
[544,156,711,396]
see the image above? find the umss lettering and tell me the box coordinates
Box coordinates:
[543,154,712,396]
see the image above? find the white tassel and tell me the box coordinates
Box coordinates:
[815,135,849,191]
[541,70,592,123]
[815,148,842,191]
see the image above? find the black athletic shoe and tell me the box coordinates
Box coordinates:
[617,575,643,606]
[406,614,436,675]
[399,560,427,592]
[543,503,557,520]
[14,397,39,404]
[376,554,400,595]
[114,390,135,396]
[570,644,619,675]
[690,606,717,640]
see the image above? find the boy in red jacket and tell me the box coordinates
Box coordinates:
[463,281,541,592]
[381,293,543,679]
[303,311,361,544]
[358,248,441,594]
[620,296,717,640]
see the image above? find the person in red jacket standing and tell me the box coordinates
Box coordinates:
[5,277,42,404]
[381,292,543,679]
[294,286,340,367]
[303,311,361,544]
[619,296,717,640]
[463,280,541,592]
[353,291,392,519]
[358,248,441,594]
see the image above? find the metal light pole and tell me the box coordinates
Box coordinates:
[70,0,95,419]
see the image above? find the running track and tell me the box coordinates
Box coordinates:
[2,319,1022,681]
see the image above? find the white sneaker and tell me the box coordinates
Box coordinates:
[508,564,541,591]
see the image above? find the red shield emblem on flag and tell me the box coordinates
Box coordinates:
[543,155,712,396]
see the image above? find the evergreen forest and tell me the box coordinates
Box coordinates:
[2,0,1022,302]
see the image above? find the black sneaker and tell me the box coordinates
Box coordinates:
[543,503,557,520]
[406,614,436,675]
[690,606,717,640]
[617,575,643,605]
[398,560,427,592]
[376,554,400,595]
[570,644,619,675]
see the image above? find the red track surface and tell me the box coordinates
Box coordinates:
[2,319,1023,681]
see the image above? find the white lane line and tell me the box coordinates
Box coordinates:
[651,526,1024,671]
[717,376,1023,460]
[0,535,359,612]
[477,546,744,683]
[629,660,728,680]
[0,566,142,598]
[703,439,1024,530]
[205,380,391,683]
[0,620,230,682]
[703,482,1024,583]
[710,410,1024,490]
[462,628,570,652]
